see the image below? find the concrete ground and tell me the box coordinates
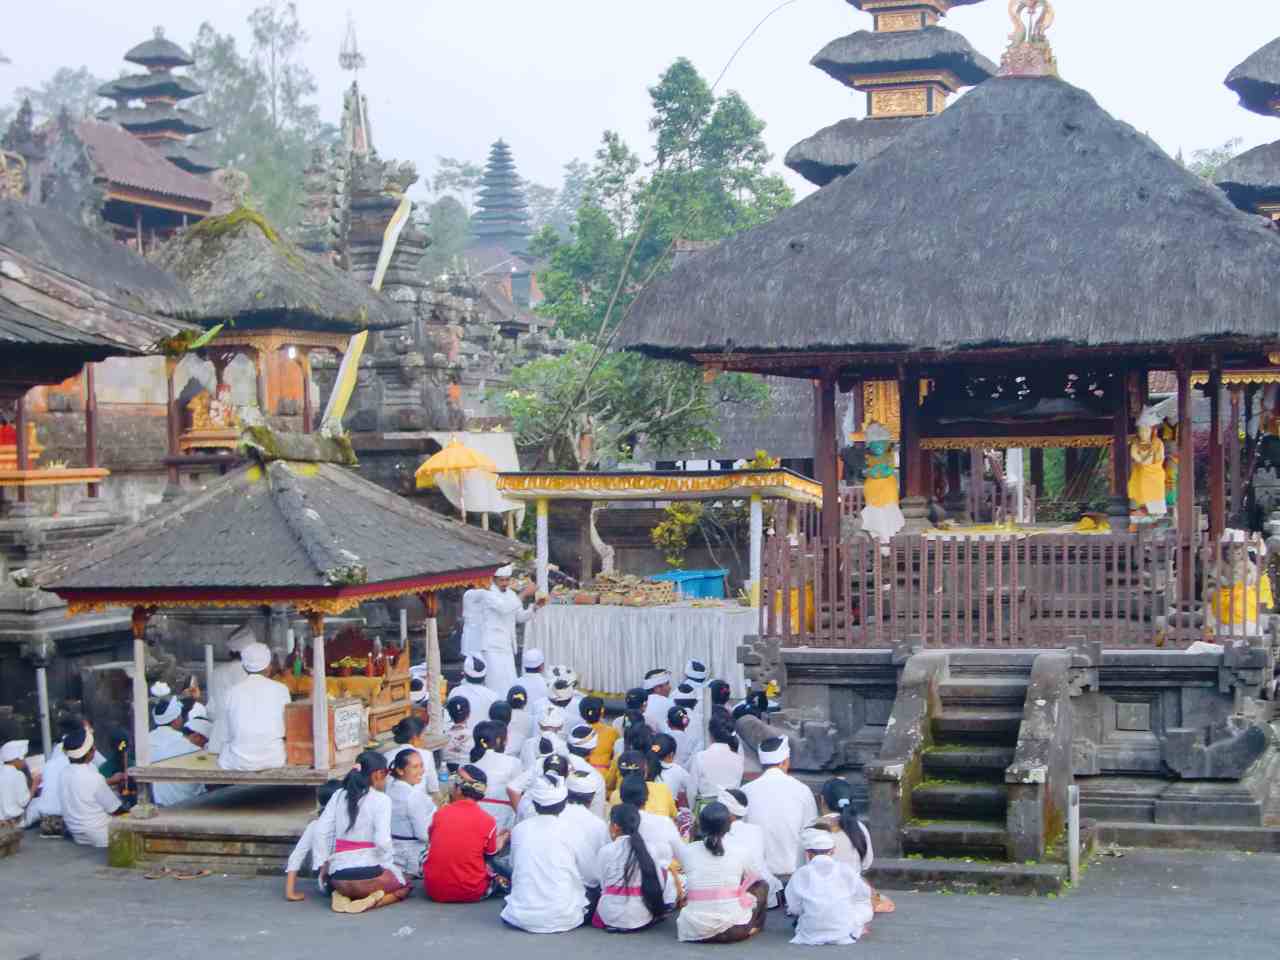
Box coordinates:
[3,839,1276,960]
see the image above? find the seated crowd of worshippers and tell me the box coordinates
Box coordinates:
[284,651,887,945]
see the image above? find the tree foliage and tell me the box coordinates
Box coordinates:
[431,156,484,211]
[420,194,471,278]
[14,66,106,123]
[1186,137,1243,181]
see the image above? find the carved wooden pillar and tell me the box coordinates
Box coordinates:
[164,356,179,487]
[295,351,313,434]
[306,610,329,771]
[1208,358,1224,542]
[14,389,28,504]
[1175,358,1195,599]
[253,347,268,414]
[84,363,98,498]
[1029,448,1044,499]
[1228,388,1243,521]
[815,373,839,541]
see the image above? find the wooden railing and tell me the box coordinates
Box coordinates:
[760,527,1265,649]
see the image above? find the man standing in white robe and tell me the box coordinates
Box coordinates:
[477,565,545,698]
[460,587,487,659]
[742,736,818,881]
[217,642,292,771]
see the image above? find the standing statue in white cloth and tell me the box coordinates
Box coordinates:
[478,564,547,697]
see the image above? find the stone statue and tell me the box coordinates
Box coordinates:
[1128,405,1166,519]
[861,422,905,544]
[1202,529,1272,640]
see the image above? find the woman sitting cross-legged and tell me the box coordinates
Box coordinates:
[592,802,682,933]
[312,750,412,913]
[676,802,768,944]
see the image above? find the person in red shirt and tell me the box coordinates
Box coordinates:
[423,764,510,902]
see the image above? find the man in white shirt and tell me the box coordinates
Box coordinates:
[500,772,587,933]
[0,739,34,838]
[642,669,674,732]
[720,788,782,908]
[217,642,292,771]
[452,656,499,730]
[741,736,818,881]
[60,729,122,848]
[519,648,549,705]
[148,685,206,807]
[519,705,569,770]
[531,670,583,726]
[460,587,488,659]
[477,565,545,697]
[207,623,254,753]
[561,771,610,892]
[683,658,710,690]
[565,726,607,819]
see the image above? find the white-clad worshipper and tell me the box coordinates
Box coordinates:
[561,771,611,890]
[618,774,685,868]
[663,701,702,770]
[148,684,206,807]
[183,702,213,750]
[0,740,34,835]
[500,771,588,933]
[477,565,546,698]
[688,715,745,811]
[565,725,608,819]
[594,802,681,932]
[520,704,569,770]
[312,751,411,913]
[677,802,768,944]
[60,728,122,848]
[285,780,344,901]
[719,788,782,909]
[642,669,674,732]
[452,655,499,730]
[460,586,488,659]
[784,827,873,945]
[683,659,710,689]
[386,747,436,880]
[503,686,534,757]
[519,648,550,706]
[511,751,570,824]
[216,641,292,771]
[207,623,255,749]
[469,720,524,831]
[741,735,818,880]
[531,669,583,727]
[381,716,441,797]
[34,716,106,830]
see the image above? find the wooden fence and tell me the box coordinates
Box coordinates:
[760,528,1269,649]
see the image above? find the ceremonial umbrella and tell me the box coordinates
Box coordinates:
[415,439,498,519]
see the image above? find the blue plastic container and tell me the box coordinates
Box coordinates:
[650,568,728,599]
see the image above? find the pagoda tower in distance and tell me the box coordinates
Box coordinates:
[1217,37,1280,222]
[786,0,995,187]
[469,139,532,256]
[97,27,218,176]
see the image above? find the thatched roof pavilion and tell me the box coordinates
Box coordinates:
[784,116,916,188]
[1216,140,1280,216]
[1225,37,1280,118]
[811,27,996,89]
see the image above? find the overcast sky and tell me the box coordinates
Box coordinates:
[3,0,1280,199]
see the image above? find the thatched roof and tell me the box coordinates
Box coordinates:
[785,116,917,187]
[1216,140,1280,211]
[812,27,996,88]
[1225,37,1280,118]
[96,105,211,135]
[154,209,410,333]
[41,459,521,596]
[124,33,194,69]
[622,77,1280,364]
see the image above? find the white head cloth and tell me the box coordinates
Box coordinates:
[240,642,271,674]
[494,564,515,578]
[1136,405,1161,429]
[865,422,891,444]
[186,717,213,738]
[538,704,566,729]
[759,735,791,765]
[149,681,172,699]
[684,659,708,684]
[569,725,597,750]
[226,623,256,654]
[529,771,568,807]
[186,701,208,721]
[522,648,545,670]
[801,826,835,852]
[0,739,28,763]
[153,698,183,725]
[464,654,487,680]
[65,730,95,760]
[716,787,747,818]
[644,670,672,691]
[410,678,429,704]
[549,679,575,703]
[567,770,597,799]
[674,681,699,704]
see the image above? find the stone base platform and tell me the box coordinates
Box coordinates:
[108,784,316,877]
[1095,822,1280,852]
[867,858,1070,896]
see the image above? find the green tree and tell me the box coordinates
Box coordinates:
[421,194,470,278]
[1186,137,1243,180]
[547,158,592,239]
[523,179,559,234]
[431,156,484,211]
[15,66,105,123]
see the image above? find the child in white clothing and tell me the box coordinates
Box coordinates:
[784,827,873,946]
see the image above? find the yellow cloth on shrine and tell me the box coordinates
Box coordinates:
[864,476,899,508]
[1208,579,1274,625]
[281,673,384,705]
[1128,462,1165,509]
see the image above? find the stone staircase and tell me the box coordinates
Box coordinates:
[904,673,1028,860]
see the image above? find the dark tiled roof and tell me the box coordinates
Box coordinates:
[76,120,213,205]
[98,73,204,102]
[125,33,194,69]
[96,105,211,135]
[43,460,521,592]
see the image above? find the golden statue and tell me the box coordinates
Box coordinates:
[189,383,240,431]
[1128,406,1166,518]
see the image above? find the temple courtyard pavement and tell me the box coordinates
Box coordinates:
[2,839,1274,959]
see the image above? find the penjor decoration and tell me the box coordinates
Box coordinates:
[861,422,905,543]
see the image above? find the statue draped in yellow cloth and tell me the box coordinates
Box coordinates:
[861,422,905,543]
[1203,530,1272,641]
[1128,406,1166,518]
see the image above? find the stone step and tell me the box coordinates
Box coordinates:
[932,709,1023,745]
[922,745,1015,782]
[867,858,1068,896]
[902,820,1010,860]
[912,782,1010,820]
[939,677,1029,707]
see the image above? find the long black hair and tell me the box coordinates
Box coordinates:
[507,685,528,710]
[579,696,604,724]
[652,733,678,764]
[470,720,505,763]
[617,750,650,783]
[611,803,668,918]
[708,714,739,753]
[619,772,648,809]
[343,750,388,833]
[392,715,426,745]
[698,801,731,856]
[446,696,471,724]
[709,680,731,707]
[822,777,868,859]
[489,701,513,726]
[624,723,655,764]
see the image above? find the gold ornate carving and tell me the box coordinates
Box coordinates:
[1190,370,1280,387]
[921,435,1111,451]
[861,0,949,13]
[876,11,926,32]
[0,151,26,200]
[495,469,823,506]
[870,87,930,118]
[189,385,241,431]
[852,70,961,91]
[863,381,902,439]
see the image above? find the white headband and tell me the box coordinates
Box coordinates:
[522,648,545,669]
[569,726,597,750]
[567,770,598,798]
[494,564,514,578]
[644,670,671,690]
[759,736,791,765]
[153,698,183,726]
[684,659,708,682]
[801,827,835,852]
[0,739,28,763]
[716,787,746,818]
[149,681,172,699]
[185,717,213,738]
[539,704,566,729]
[529,771,568,806]
[464,655,487,679]
[66,730,95,760]
[240,642,272,674]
